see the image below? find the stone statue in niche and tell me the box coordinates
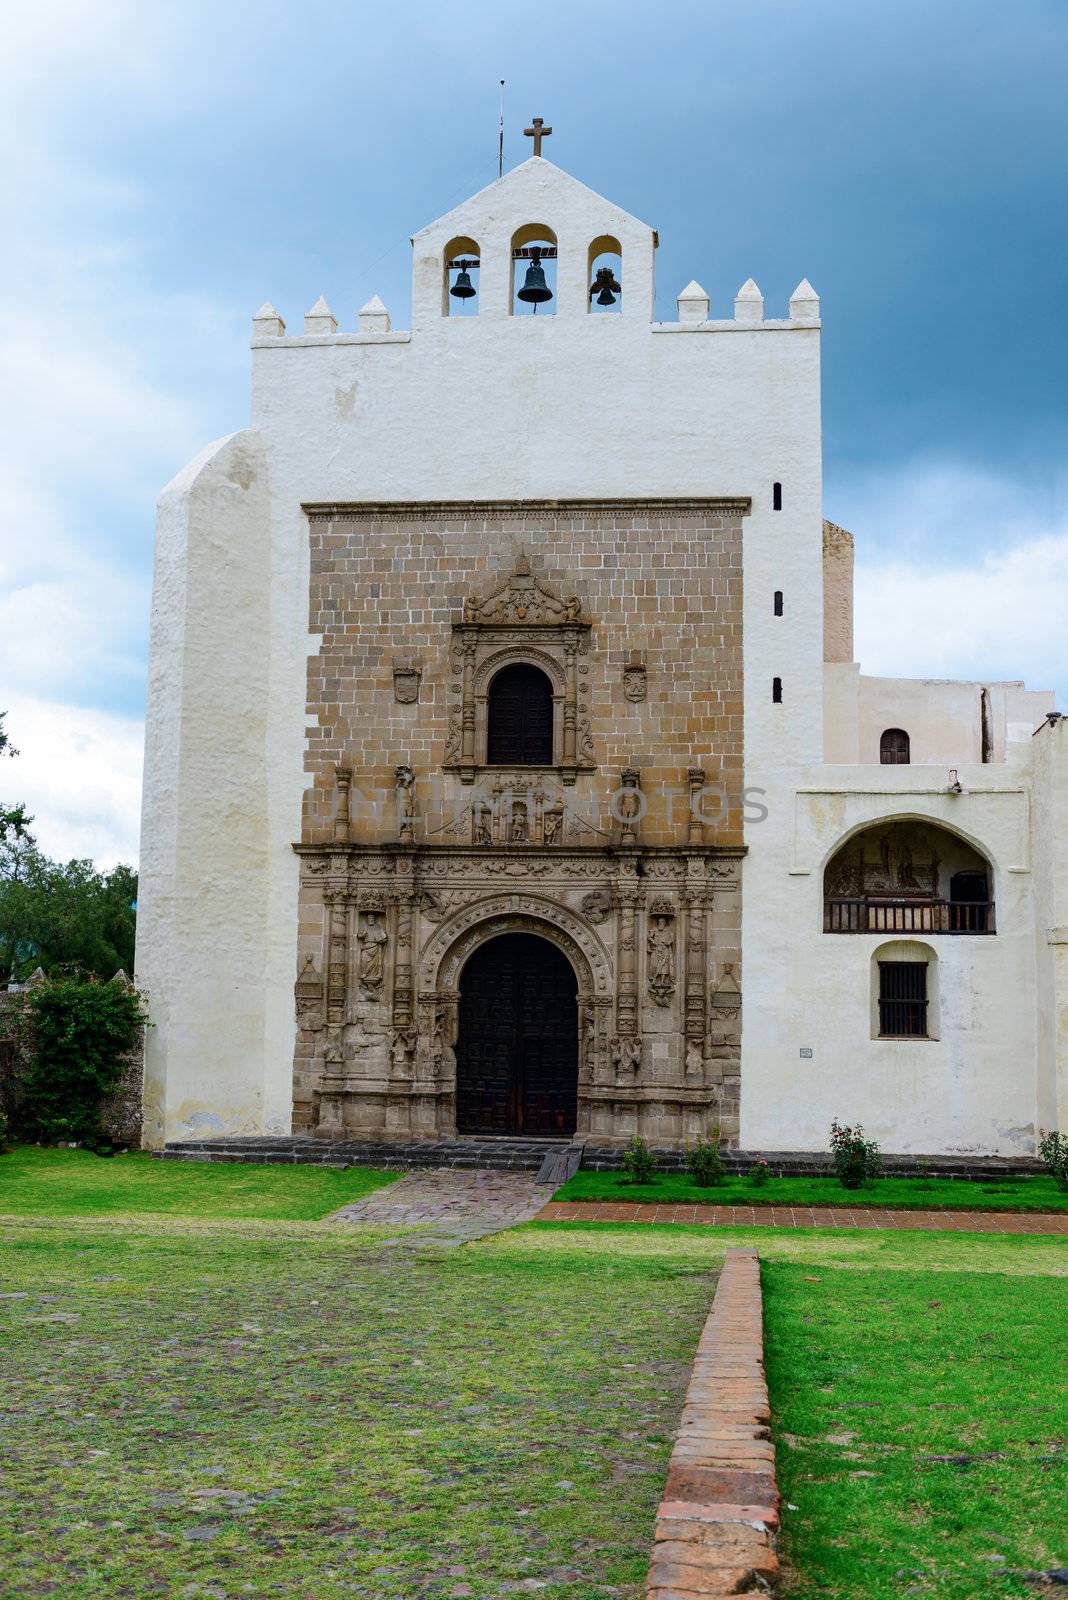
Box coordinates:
[357,910,388,992]
[510,803,529,844]
[685,1039,704,1078]
[390,1031,415,1078]
[580,889,613,925]
[395,764,416,844]
[647,908,677,1006]
[542,802,564,845]
[611,1035,643,1078]
[472,804,493,846]
[617,768,643,844]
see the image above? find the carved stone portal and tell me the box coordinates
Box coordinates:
[294,844,742,1149]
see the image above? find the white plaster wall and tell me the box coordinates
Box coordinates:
[854,676,1052,766]
[141,156,824,1145]
[1032,717,1068,1132]
[137,430,297,1144]
[740,764,1042,1153]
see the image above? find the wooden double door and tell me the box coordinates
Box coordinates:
[455,933,578,1137]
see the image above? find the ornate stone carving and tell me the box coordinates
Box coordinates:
[392,656,422,704]
[623,652,647,702]
[417,889,446,921]
[333,766,352,844]
[390,1030,416,1079]
[580,889,613,925]
[294,957,324,1032]
[647,904,677,1006]
[463,554,584,625]
[446,561,594,784]
[611,1035,643,1079]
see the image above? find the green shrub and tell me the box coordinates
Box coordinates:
[746,1159,770,1187]
[18,976,147,1151]
[688,1133,725,1188]
[829,1119,882,1190]
[1038,1129,1068,1191]
[621,1135,656,1185]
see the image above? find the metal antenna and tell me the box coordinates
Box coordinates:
[498,80,505,178]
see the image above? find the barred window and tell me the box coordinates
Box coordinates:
[878,961,928,1037]
[880,728,911,764]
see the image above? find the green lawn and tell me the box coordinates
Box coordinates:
[553,1168,1068,1212]
[1,1158,1064,1599]
[517,1223,1068,1600]
[0,1145,399,1220]
[0,1213,718,1599]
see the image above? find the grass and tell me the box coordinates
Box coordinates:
[514,1223,1068,1599]
[0,1213,718,1599]
[1,1157,1064,1598]
[553,1168,1068,1212]
[0,1145,400,1220]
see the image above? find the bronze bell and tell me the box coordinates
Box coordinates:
[517,249,553,306]
[592,266,622,306]
[449,262,477,299]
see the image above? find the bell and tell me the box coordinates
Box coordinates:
[592,266,621,306]
[450,266,476,300]
[517,258,553,306]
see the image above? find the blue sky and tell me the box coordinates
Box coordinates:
[2,0,1066,865]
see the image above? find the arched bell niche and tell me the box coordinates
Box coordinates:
[587,234,622,314]
[511,223,558,316]
[443,235,480,317]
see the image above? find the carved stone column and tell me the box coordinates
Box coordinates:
[615,867,641,1036]
[562,626,578,777]
[317,887,351,1132]
[391,870,415,1031]
[687,767,706,846]
[683,861,709,1047]
[334,766,352,844]
[459,628,477,782]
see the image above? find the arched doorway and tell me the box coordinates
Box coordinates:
[455,932,578,1136]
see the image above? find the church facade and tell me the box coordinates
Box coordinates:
[136,149,1068,1156]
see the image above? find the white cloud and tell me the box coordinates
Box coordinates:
[2,696,142,870]
[838,462,1068,698]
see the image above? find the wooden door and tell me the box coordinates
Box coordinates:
[455,933,577,1136]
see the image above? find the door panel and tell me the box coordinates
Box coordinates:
[456,933,577,1136]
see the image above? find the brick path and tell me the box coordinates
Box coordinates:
[330,1168,548,1247]
[537,1201,1068,1234]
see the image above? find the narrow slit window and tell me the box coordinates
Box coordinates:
[772,482,783,510]
[773,590,783,616]
[772,677,783,703]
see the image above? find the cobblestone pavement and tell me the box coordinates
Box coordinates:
[329,1168,549,1248]
[537,1201,1068,1233]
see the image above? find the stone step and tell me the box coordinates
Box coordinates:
[157,1135,1045,1182]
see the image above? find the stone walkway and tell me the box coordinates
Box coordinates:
[537,1201,1068,1234]
[329,1168,549,1248]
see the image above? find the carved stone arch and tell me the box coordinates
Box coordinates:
[418,892,612,1000]
[474,644,566,698]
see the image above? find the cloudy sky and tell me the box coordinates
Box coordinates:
[2,0,1066,868]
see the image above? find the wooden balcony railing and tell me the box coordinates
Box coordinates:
[824,899,996,934]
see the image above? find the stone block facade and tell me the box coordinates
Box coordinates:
[292,499,746,1146]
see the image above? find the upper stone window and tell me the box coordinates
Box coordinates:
[588,235,622,314]
[880,727,911,764]
[487,664,554,766]
[511,224,557,315]
[444,235,480,316]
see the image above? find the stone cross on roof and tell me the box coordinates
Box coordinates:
[523,117,552,157]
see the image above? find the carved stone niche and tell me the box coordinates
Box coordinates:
[443,555,595,786]
[294,957,325,1032]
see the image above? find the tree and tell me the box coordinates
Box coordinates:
[0,847,137,981]
[0,711,33,847]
